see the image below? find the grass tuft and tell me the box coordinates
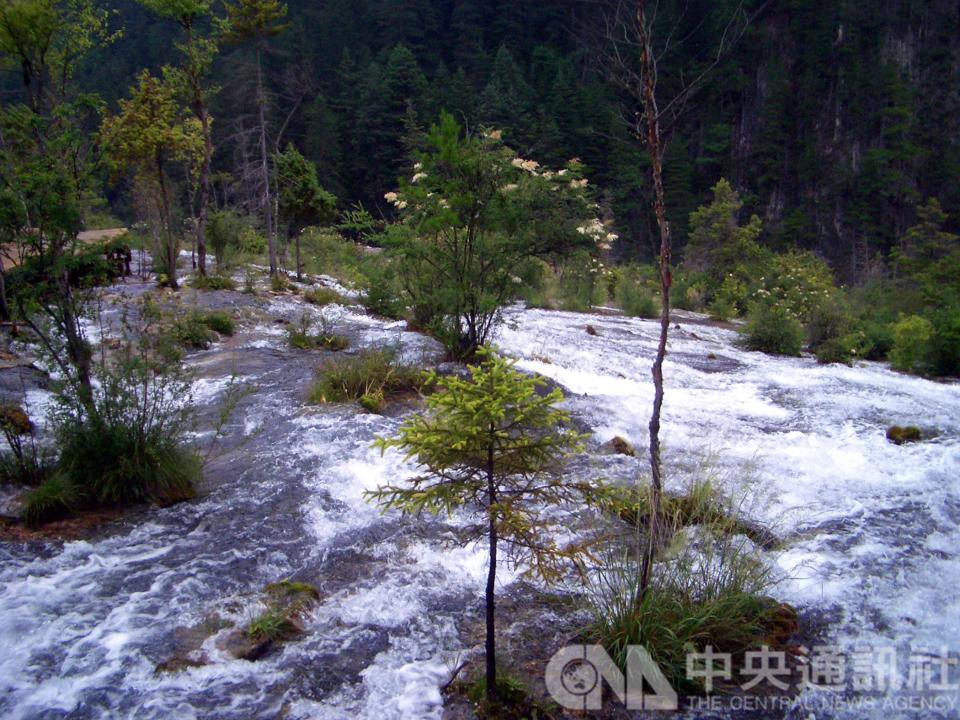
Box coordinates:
[308,348,423,411]
[22,475,80,527]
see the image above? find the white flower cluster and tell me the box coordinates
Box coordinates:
[576,218,618,250]
[511,158,540,173]
[384,191,407,210]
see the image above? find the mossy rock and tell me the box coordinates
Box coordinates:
[265,580,321,603]
[0,404,33,436]
[886,425,922,445]
[601,435,635,457]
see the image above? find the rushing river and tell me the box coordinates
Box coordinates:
[0,284,957,719]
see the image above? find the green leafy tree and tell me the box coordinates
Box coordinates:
[100,70,203,289]
[0,0,116,409]
[274,144,336,280]
[367,351,601,701]
[139,0,220,277]
[220,0,288,276]
[384,112,601,359]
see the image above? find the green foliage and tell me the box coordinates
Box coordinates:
[202,310,235,336]
[684,179,768,308]
[22,475,80,527]
[303,287,345,306]
[190,274,237,291]
[0,403,52,486]
[205,209,249,267]
[617,265,659,318]
[383,112,599,358]
[743,301,805,356]
[175,309,234,348]
[48,300,200,512]
[587,473,782,693]
[298,229,366,284]
[359,255,406,319]
[56,418,199,507]
[245,608,299,642]
[100,69,202,289]
[889,314,934,373]
[367,350,602,697]
[270,273,291,292]
[286,313,348,352]
[367,353,594,580]
[275,144,337,237]
[308,348,420,410]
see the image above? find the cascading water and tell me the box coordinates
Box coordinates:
[1,285,957,719]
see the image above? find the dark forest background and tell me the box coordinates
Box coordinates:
[20,0,959,282]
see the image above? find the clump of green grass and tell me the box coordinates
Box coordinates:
[175,310,236,348]
[56,419,200,507]
[22,475,80,527]
[308,348,423,412]
[190,274,237,291]
[246,608,300,643]
[270,274,291,293]
[587,469,785,693]
[304,287,345,306]
[286,313,349,352]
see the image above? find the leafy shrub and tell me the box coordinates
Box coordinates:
[617,266,659,318]
[360,255,406,319]
[743,301,805,356]
[303,287,345,306]
[206,209,246,266]
[22,476,80,527]
[929,309,960,376]
[202,311,235,337]
[175,312,216,349]
[48,299,201,514]
[0,404,52,487]
[815,336,854,365]
[806,296,853,349]
[175,310,234,348]
[707,295,736,321]
[889,314,934,373]
[557,254,608,311]
[190,274,237,292]
[308,348,422,411]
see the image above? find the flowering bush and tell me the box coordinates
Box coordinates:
[382,113,605,358]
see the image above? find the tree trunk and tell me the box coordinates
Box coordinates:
[0,268,10,323]
[197,107,212,276]
[60,278,95,415]
[636,0,670,601]
[255,47,277,276]
[157,153,178,290]
[295,232,302,281]
[485,441,498,700]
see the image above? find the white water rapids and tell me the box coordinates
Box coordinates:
[0,293,957,719]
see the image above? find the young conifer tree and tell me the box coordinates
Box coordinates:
[368,350,603,701]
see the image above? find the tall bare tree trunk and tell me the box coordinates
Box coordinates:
[636,0,671,601]
[255,47,277,276]
[485,440,498,700]
[157,153,178,290]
